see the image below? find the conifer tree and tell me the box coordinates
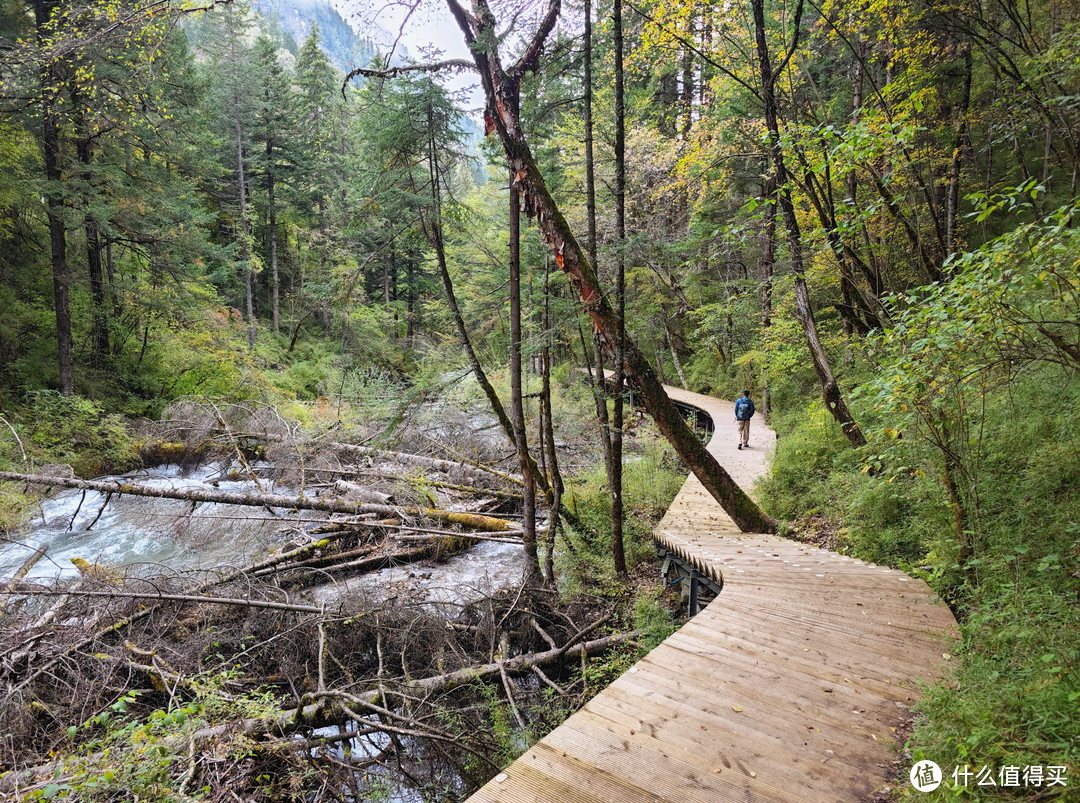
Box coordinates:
[293,22,341,230]
[203,0,259,350]
[251,33,295,334]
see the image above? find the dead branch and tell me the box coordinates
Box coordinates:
[328,443,521,485]
[556,612,613,660]
[499,663,526,730]
[531,664,568,696]
[0,628,641,794]
[530,617,558,649]
[2,536,349,692]
[343,58,476,87]
[2,586,325,614]
[251,541,469,582]
[388,532,523,544]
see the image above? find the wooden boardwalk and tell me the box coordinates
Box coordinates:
[468,385,958,802]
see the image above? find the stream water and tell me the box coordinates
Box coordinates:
[1,463,526,607]
[0,463,302,581]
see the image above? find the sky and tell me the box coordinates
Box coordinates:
[334,0,484,115]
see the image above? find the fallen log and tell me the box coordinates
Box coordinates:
[249,544,436,579]
[0,471,514,532]
[0,629,642,794]
[1,587,325,614]
[328,442,523,485]
[346,471,524,501]
[259,627,644,733]
[1,546,48,613]
[332,480,394,505]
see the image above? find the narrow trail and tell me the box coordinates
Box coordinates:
[469,384,958,802]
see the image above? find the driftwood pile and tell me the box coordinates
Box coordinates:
[0,401,634,801]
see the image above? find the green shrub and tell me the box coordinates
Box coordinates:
[560,431,683,588]
[904,588,1078,800]
[21,391,139,477]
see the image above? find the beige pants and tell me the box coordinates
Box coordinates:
[738,419,751,446]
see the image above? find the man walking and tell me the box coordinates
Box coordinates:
[735,390,755,450]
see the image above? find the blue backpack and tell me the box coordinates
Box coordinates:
[735,397,755,421]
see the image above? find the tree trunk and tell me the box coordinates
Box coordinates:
[946,45,972,260]
[235,114,256,351]
[76,134,110,363]
[610,0,627,577]
[664,318,688,389]
[509,172,541,582]
[750,0,867,449]
[445,0,777,533]
[680,26,693,140]
[35,0,74,396]
[540,260,563,584]
[267,149,280,334]
[584,0,597,273]
[761,178,775,328]
[420,119,572,525]
[582,0,613,479]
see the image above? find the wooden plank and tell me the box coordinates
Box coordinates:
[665,621,935,702]
[543,715,800,803]
[609,656,907,754]
[570,704,857,801]
[585,678,883,790]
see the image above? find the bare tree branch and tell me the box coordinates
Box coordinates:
[343,59,477,96]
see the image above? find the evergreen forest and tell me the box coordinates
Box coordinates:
[0,0,1076,799]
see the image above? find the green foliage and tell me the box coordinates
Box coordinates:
[20,392,139,476]
[764,336,1075,785]
[0,483,33,532]
[632,589,677,648]
[561,431,684,587]
[904,588,1078,800]
[22,673,281,802]
[579,644,644,700]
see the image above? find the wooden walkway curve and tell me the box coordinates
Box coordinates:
[468,384,958,802]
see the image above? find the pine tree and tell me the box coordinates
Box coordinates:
[202,0,260,350]
[251,33,295,334]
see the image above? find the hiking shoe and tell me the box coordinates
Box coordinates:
[737,443,742,450]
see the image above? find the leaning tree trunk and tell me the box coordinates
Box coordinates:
[445,0,777,533]
[750,0,867,449]
[421,127,570,526]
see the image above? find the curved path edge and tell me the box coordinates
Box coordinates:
[469,384,958,802]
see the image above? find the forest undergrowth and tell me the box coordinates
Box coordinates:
[758,364,1078,800]
[0,361,686,801]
